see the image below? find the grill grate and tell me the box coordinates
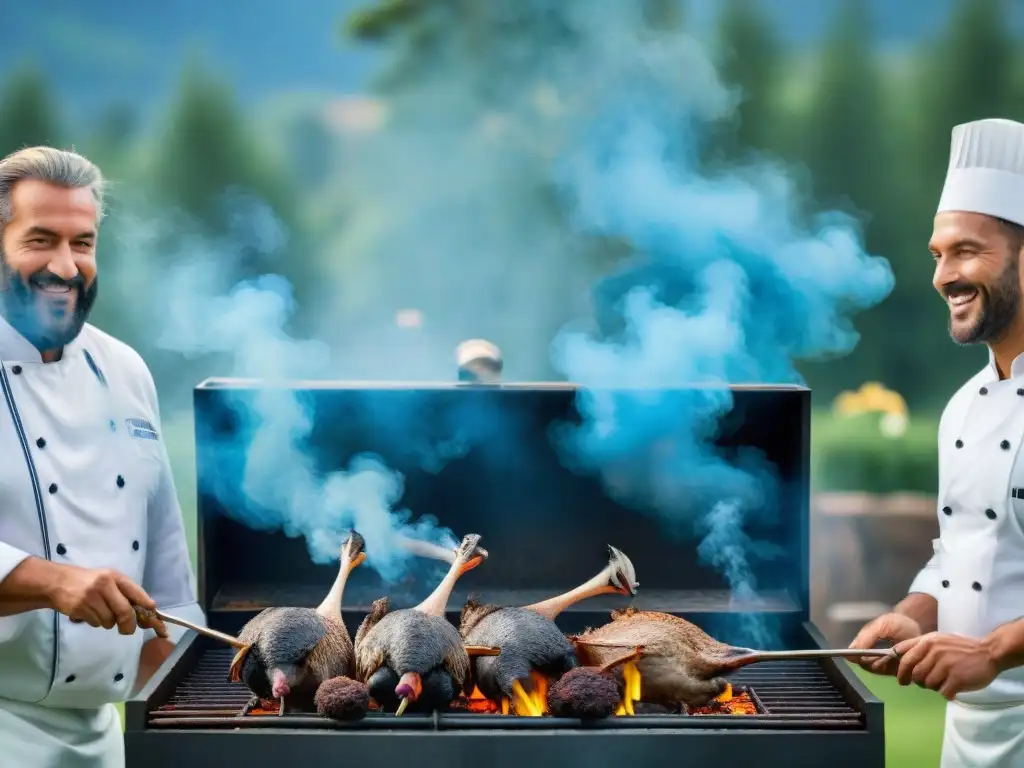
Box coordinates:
[148,648,866,731]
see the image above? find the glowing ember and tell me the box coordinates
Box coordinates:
[344,673,757,718]
[687,686,758,716]
[465,686,499,714]
[246,698,282,716]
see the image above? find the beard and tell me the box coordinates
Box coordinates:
[947,252,1021,346]
[0,253,98,352]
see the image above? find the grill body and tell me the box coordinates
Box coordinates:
[124,381,885,766]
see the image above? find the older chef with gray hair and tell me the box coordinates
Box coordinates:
[0,146,205,767]
[850,118,1024,767]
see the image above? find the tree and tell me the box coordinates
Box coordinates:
[149,60,298,242]
[334,1,660,378]
[641,0,685,30]
[792,0,912,398]
[895,0,1019,400]
[0,66,62,159]
[123,59,322,404]
[711,0,783,160]
[914,0,1017,196]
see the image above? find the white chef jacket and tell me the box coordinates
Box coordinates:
[0,315,205,764]
[909,350,1024,767]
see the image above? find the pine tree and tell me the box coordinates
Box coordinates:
[641,0,685,30]
[146,58,321,303]
[711,0,783,160]
[149,60,297,241]
[0,66,62,159]
[794,0,906,397]
[129,59,321,399]
[799,0,889,214]
[914,0,1017,193]
[900,0,1018,395]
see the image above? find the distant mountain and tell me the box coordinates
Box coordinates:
[5,0,1022,126]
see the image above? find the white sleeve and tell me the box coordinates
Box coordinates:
[908,542,942,599]
[0,541,31,585]
[908,403,948,601]
[139,373,205,644]
[141,452,206,643]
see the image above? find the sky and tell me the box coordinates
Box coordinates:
[6,0,1021,126]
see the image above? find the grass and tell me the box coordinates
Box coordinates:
[121,412,948,763]
[852,666,947,766]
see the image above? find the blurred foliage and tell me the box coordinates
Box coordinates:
[812,411,938,494]
[0,67,62,158]
[2,0,1023,426]
[336,0,1023,409]
[711,0,782,158]
[347,0,424,40]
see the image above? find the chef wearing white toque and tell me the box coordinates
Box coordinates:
[0,146,205,767]
[849,118,1024,767]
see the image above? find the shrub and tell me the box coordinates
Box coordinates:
[811,411,938,494]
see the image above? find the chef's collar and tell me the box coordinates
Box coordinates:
[0,313,82,364]
[986,347,1024,381]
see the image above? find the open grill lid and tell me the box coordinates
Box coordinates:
[192,381,810,635]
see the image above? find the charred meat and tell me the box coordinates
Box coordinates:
[355,534,497,715]
[460,544,638,715]
[573,607,894,714]
[228,531,366,716]
[572,607,734,712]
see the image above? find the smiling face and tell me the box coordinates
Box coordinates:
[930,211,1024,346]
[0,178,100,353]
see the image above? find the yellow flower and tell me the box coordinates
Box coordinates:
[832,382,908,418]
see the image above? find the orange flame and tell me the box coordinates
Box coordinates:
[502,671,550,716]
[464,686,499,714]
[687,684,758,716]
[613,661,643,716]
[524,671,550,716]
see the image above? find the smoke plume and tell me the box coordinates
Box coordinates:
[111,194,459,582]
[539,6,895,644]
[102,2,895,623]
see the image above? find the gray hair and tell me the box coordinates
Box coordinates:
[0,146,106,232]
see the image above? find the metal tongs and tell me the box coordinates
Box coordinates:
[133,606,247,648]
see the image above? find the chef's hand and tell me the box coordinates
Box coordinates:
[51,564,169,638]
[849,612,922,676]
[893,632,999,700]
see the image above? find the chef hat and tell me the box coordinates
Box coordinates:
[937,118,1024,227]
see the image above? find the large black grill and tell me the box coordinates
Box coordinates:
[146,646,867,730]
[124,381,885,767]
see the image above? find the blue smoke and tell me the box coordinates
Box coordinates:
[101,2,896,624]
[544,10,894,645]
[112,194,459,582]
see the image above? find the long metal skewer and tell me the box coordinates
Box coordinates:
[134,606,248,649]
[740,648,897,661]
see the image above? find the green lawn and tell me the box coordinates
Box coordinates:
[853,665,947,766]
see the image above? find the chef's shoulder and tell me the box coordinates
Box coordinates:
[79,324,159,407]
[937,366,989,437]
